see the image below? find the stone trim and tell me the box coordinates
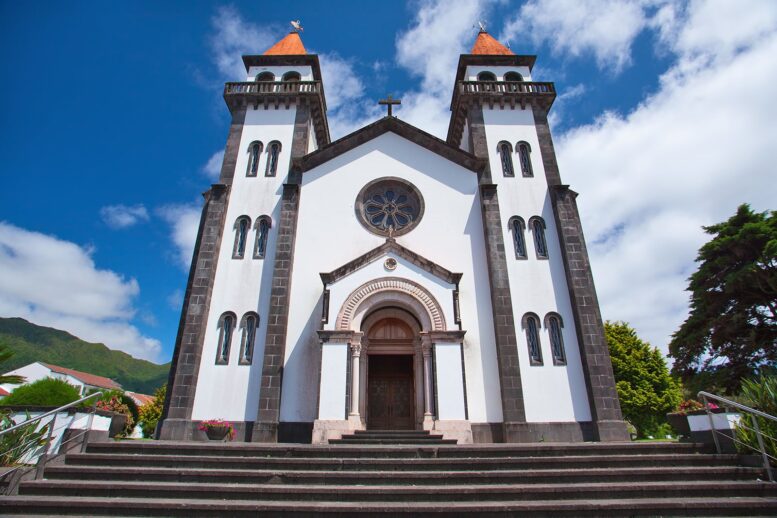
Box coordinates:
[317,330,359,343]
[158,184,230,440]
[218,107,247,185]
[503,421,595,442]
[320,238,462,286]
[292,116,486,175]
[336,277,447,332]
[422,330,467,343]
[532,105,629,442]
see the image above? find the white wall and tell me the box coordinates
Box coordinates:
[246,65,313,82]
[482,106,591,422]
[191,103,297,422]
[281,132,503,424]
[465,66,533,82]
[317,343,348,419]
[434,343,467,420]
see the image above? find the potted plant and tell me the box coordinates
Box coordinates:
[667,400,721,437]
[198,419,235,441]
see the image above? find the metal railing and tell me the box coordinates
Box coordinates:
[0,391,102,494]
[224,80,322,96]
[458,80,555,95]
[698,391,775,482]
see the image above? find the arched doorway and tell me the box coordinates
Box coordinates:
[364,314,419,430]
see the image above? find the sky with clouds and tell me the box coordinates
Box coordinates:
[1,0,776,364]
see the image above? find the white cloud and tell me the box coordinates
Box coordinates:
[0,222,162,361]
[100,204,150,229]
[501,0,649,74]
[157,204,202,271]
[556,3,777,354]
[209,5,279,81]
[202,150,224,181]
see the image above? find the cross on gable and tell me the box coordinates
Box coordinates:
[378,95,401,117]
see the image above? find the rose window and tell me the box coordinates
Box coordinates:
[356,178,424,237]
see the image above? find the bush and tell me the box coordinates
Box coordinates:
[0,410,50,466]
[0,378,80,407]
[138,384,165,438]
[92,389,139,428]
[735,376,777,461]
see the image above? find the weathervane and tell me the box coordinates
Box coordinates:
[290,20,303,33]
[378,95,401,117]
[476,20,487,33]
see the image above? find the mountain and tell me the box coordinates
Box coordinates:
[0,317,170,394]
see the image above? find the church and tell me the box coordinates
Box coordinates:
[158,26,629,444]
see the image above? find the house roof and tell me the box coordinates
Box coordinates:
[320,238,462,286]
[292,116,486,174]
[126,391,154,406]
[0,387,9,397]
[41,363,122,390]
[264,31,306,55]
[471,30,514,56]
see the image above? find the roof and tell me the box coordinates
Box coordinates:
[0,387,9,397]
[292,116,486,174]
[126,391,154,406]
[264,31,306,55]
[471,31,514,56]
[41,363,122,390]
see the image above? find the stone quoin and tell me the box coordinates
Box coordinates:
[158,25,629,444]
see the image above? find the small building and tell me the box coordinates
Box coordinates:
[0,362,122,396]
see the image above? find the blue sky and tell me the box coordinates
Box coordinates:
[1,0,776,364]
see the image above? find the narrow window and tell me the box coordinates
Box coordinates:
[233,216,251,259]
[265,141,281,177]
[504,71,523,82]
[546,314,566,365]
[498,141,514,177]
[510,217,527,259]
[282,71,301,81]
[531,217,548,259]
[477,71,496,82]
[254,216,272,259]
[239,312,258,364]
[246,141,263,177]
[517,141,533,177]
[216,313,236,364]
[523,313,543,365]
[255,72,275,82]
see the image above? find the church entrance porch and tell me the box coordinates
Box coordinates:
[367,354,415,430]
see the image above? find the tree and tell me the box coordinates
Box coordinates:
[669,204,777,394]
[0,343,25,385]
[0,378,80,407]
[138,384,165,438]
[605,321,682,438]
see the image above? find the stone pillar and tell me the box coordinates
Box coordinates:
[421,335,434,430]
[348,339,362,422]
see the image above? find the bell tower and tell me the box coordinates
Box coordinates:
[158,24,330,442]
[448,28,629,442]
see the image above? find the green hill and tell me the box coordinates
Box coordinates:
[0,317,170,394]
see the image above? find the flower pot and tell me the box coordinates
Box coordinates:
[666,413,690,436]
[205,426,230,441]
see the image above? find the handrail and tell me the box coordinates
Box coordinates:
[0,391,103,494]
[0,391,102,437]
[698,390,775,482]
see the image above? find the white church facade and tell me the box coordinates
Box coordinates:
[158,28,629,444]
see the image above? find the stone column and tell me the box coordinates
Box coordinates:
[421,336,434,419]
[348,338,362,422]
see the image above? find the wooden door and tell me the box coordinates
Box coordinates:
[367,355,415,430]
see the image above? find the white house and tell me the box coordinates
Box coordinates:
[158,28,629,444]
[1,362,122,397]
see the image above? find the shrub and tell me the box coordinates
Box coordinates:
[735,376,777,461]
[96,395,134,436]
[138,384,165,438]
[0,378,80,407]
[0,410,50,466]
[92,389,139,428]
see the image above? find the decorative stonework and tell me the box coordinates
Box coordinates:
[355,177,424,237]
[336,277,446,331]
[384,257,397,271]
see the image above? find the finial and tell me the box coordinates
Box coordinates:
[476,20,487,33]
[290,20,303,33]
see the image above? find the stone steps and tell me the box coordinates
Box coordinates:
[2,441,775,516]
[331,430,456,444]
[3,495,777,516]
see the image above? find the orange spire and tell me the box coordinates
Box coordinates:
[470,31,514,56]
[263,31,307,55]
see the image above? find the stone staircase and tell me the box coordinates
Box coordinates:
[2,440,776,516]
[330,429,457,444]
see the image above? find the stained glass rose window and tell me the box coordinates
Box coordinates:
[356,178,424,236]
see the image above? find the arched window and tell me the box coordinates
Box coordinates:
[509,216,527,259]
[255,72,275,82]
[522,313,543,365]
[530,216,548,259]
[504,71,523,82]
[498,141,514,177]
[282,71,301,81]
[517,141,533,177]
[265,141,281,177]
[216,312,236,364]
[254,216,272,259]
[545,313,566,365]
[239,312,259,364]
[246,141,263,177]
[233,216,251,259]
[477,71,497,82]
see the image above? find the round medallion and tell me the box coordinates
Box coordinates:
[384,257,398,271]
[355,177,424,236]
